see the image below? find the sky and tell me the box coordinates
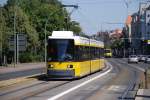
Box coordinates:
[0,0,149,35]
[60,0,148,35]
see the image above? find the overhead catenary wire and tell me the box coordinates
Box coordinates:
[61,0,141,34]
[61,0,140,5]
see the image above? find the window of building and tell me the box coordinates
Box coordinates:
[148,14,150,17]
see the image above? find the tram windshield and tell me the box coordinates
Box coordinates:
[105,49,111,53]
[47,39,74,61]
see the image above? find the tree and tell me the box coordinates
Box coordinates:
[0,6,8,56]
[1,0,82,62]
[69,21,82,34]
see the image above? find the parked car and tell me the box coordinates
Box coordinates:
[137,55,142,61]
[144,56,150,63]
[138,55,147,62]
[128,55,138,63]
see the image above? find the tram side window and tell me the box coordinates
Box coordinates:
[74,46,83,61]
[83,46,90,60]
[90,47,102,59]
[100,48,104,58]
[90,47,96,59]
[94,47,97,59]
[87,47,90,59]
[95,47,100,59]
[95,48,99,58]
[74,46,80,60]
[74,46,90,61]
[90,47,94,59]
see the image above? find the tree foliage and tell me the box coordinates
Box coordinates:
[0,0,82,63]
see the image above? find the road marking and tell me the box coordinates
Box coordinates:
[108,85,127,91]
[47,62,113,100]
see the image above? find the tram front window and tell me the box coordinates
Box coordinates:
[47,39,74,61]
[105,50,111,53]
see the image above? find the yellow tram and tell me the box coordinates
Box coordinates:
[104,49,112,58]
[47,31,105,79]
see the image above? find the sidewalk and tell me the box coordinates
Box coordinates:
[0,62,46,87]
[135,89,150,100]
[0,62,46,74]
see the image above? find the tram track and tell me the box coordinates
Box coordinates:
[0,62,111,100]
[61,58,139,100]
[109,58,144,99]
[0,76,72,100]
[94,58,141,100]
[1,59,141,100]
[23,64,111,100]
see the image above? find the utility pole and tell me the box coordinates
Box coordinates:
[0,5,2,66]
[62,4,78,31]
[14,6,16,67]
[44,4,78,68]
[14,12,16,66]
[44,20,48,66]
[16,34,19,64]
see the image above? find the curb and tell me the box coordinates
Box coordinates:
[0,73,45,88]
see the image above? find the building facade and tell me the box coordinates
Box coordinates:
[131,13,141,54]
[130,2,150,55]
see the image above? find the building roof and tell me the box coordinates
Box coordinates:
[109,29,123,39]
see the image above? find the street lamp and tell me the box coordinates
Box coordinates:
[44,4,78,67]
[44,8,62,67]
[44,14,56,68]
[14,6,16,67]
[0,5,2,66]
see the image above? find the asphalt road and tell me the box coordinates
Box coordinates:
[0,58,147,100]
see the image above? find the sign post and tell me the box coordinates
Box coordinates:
[9,34,27,66]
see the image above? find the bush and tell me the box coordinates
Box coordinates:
[19,52,34,63]
[19,52,44,63]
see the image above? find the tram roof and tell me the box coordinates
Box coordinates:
[48,31,104,47]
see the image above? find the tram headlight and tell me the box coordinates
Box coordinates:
[48,64,54,68]
[67,65,73,68]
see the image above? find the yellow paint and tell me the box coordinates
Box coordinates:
[47,61,90,77]
[104,49,112,57]
[91,59,100,73]
[47,59,105,78]
[104,53,112,57]
[100,59,105,69]
[75,44,102,48]
[78,61,90,76]
[74,43,104,48]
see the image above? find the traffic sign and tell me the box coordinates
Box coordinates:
[9,34,27,51]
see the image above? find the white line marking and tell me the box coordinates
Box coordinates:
[129,64,145,72]
[108,85,127,91]
[47,62,113,100]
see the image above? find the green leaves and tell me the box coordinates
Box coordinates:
[1,0,82,62]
